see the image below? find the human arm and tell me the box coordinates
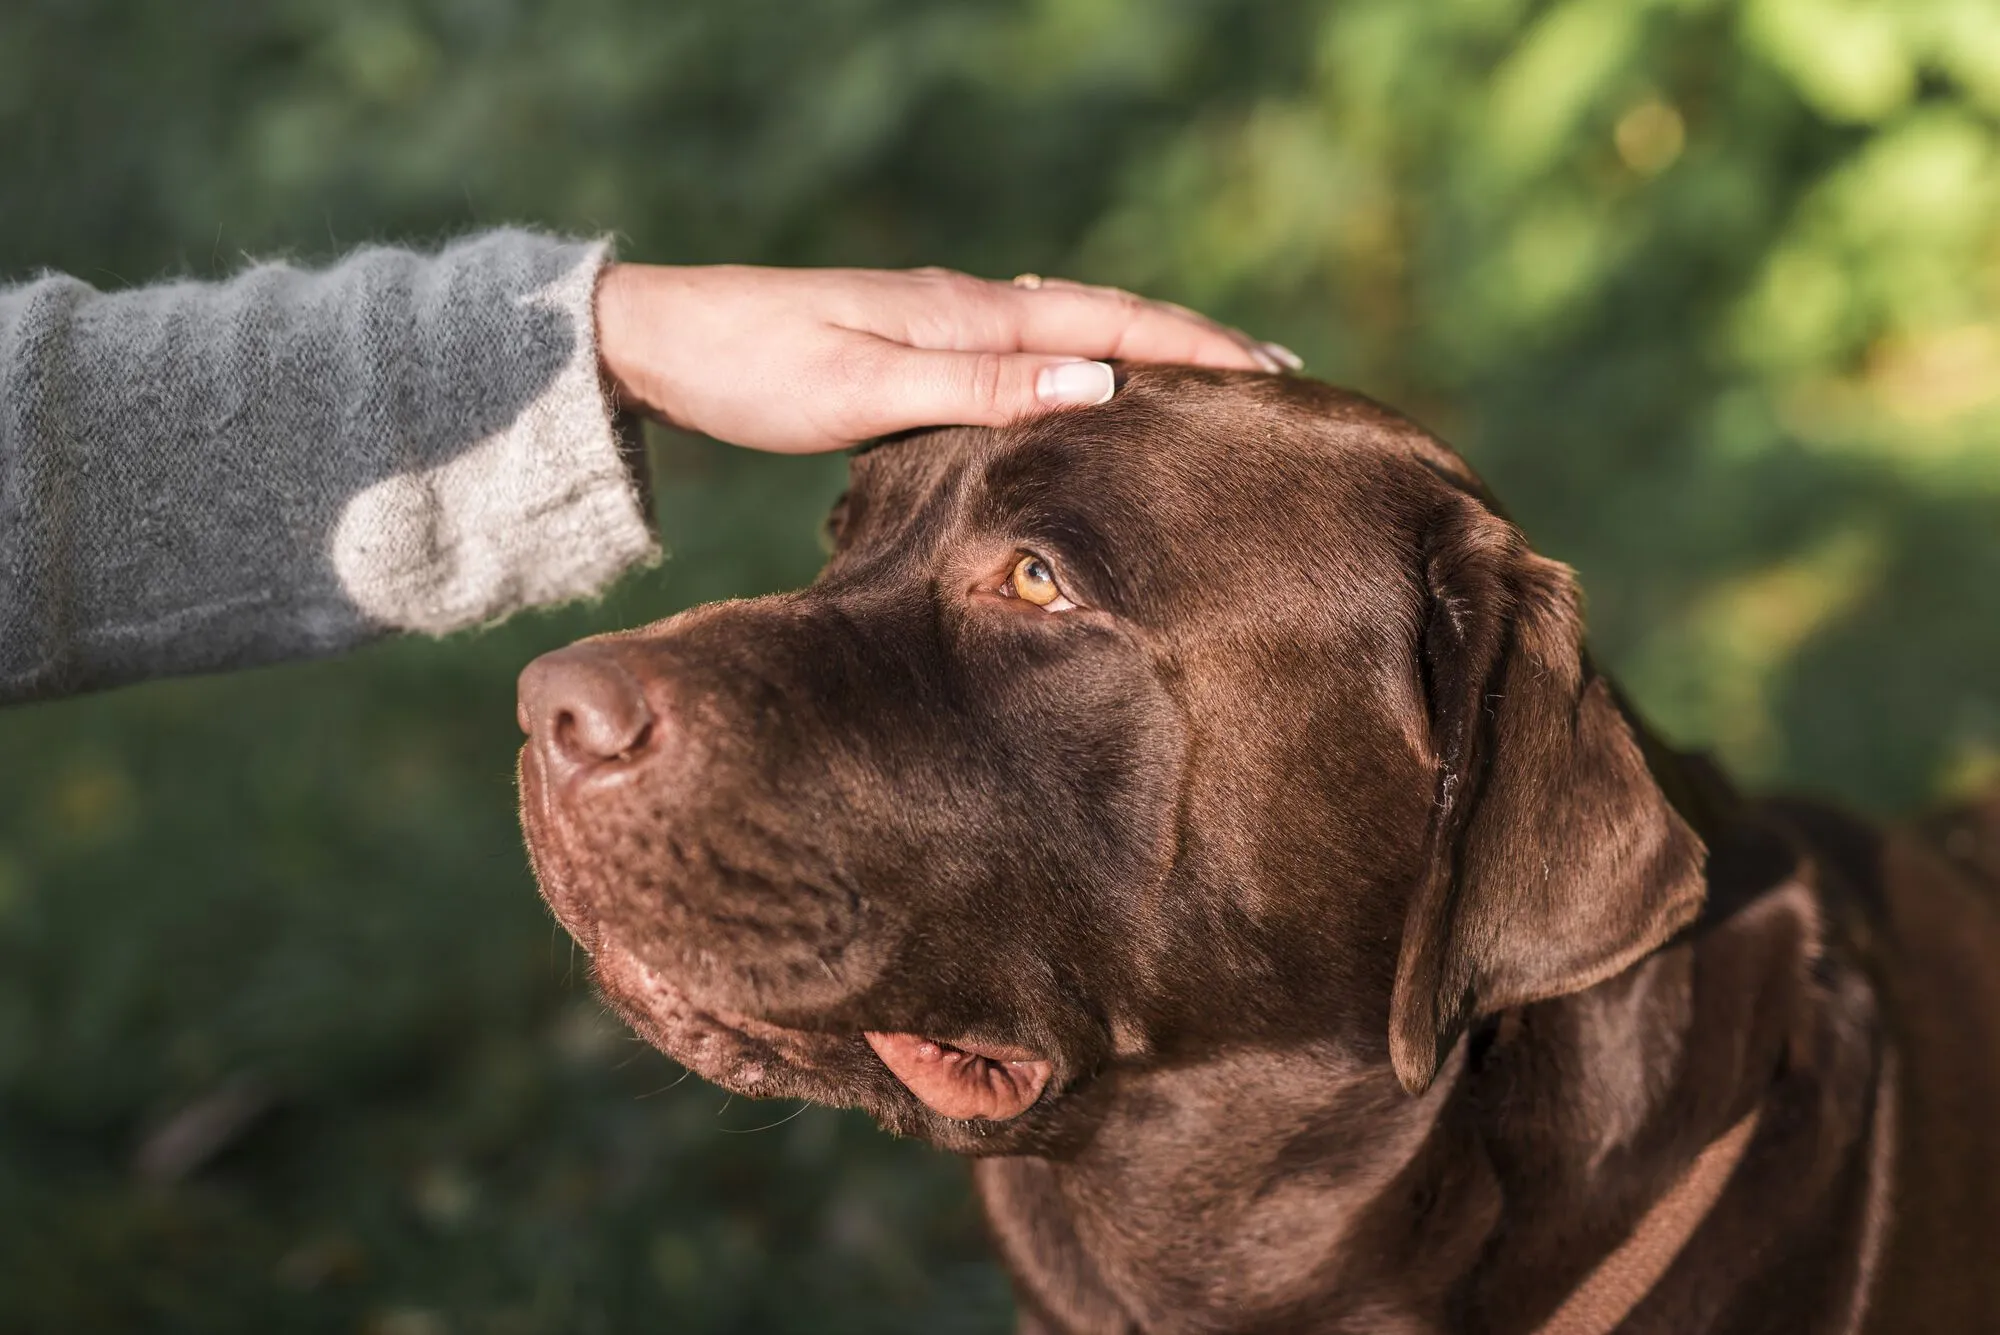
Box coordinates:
[0,233,1281,705]
[0,230,649,704]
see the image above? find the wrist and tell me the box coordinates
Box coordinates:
[594,262,672,421]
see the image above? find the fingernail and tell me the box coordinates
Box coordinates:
[1037,360,1116,407]
[1261,341,1305,372]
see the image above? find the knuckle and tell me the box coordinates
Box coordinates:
[911,265,978,293]
[1109,288,1151,316]
[966,351,1010,410]
[1075,280,1141,308]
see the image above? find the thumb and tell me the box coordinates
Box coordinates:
[864,348,1117,433]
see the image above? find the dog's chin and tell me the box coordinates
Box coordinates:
[589,940,883,1102]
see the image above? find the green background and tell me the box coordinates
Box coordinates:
[3,0,1998,1330]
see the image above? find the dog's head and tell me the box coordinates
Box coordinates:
[516,367,1705,1154]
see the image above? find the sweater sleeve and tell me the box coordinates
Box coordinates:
[0,229,660,706]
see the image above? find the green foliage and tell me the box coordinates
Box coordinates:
[2,0,1997,1329]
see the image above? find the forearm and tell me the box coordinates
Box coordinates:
[0,229,658,705]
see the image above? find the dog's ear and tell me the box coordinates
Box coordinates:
[1389,498,1707,1095]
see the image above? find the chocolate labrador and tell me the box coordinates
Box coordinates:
[516,367,2000,1333]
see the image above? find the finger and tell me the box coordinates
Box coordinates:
[1008,275,1293,371]
[845,342,1118,436]
[991,274,1293,372]
[868,270,1295,374]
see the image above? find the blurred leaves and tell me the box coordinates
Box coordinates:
[2,0,1999,1329]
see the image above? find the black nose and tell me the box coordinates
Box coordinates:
[518,644,655,774]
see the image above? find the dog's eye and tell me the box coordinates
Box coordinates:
[1013,555,1059,605]
[1006,553,1074,610]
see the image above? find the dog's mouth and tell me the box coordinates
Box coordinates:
[520,752,1058,1126]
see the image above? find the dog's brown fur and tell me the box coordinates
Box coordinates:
[518,367,2000,1332]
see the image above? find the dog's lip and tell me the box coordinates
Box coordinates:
[662,1001,1059,1124]
[521,759,1061,1129]
[863,1031,1053,1121]
[591,939,1059,1123]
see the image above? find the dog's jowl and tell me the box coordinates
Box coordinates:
[517,366,2000,1334]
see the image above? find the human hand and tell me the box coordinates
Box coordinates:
[594,263,1299,454]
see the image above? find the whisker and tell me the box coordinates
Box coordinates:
[718,1101,812,1134]
[635,1068,695,1099]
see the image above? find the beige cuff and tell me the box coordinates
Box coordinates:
[329,240,660,636]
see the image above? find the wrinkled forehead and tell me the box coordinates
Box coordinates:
[839,369,1462,631]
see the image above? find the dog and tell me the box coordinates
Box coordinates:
[516,366,2000,1333]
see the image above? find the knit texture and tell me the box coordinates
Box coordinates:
[0,229,659,704]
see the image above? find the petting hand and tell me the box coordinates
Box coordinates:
[594,263,1298,454]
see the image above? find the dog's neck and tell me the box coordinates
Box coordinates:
[978,1041,1483,1332]
[977,756,1893,1334]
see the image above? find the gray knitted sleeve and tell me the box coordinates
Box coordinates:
[0,229,659,704]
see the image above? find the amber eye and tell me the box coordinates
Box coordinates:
[1010,553,1062,606]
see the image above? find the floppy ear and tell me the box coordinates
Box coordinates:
[1389,498,1707,1095]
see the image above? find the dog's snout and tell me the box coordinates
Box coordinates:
[518,645,655,774]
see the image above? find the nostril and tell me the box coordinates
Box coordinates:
[518,645,656,771]
[552,703,653,763]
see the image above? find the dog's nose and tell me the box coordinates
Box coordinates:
[518,644,655,774]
